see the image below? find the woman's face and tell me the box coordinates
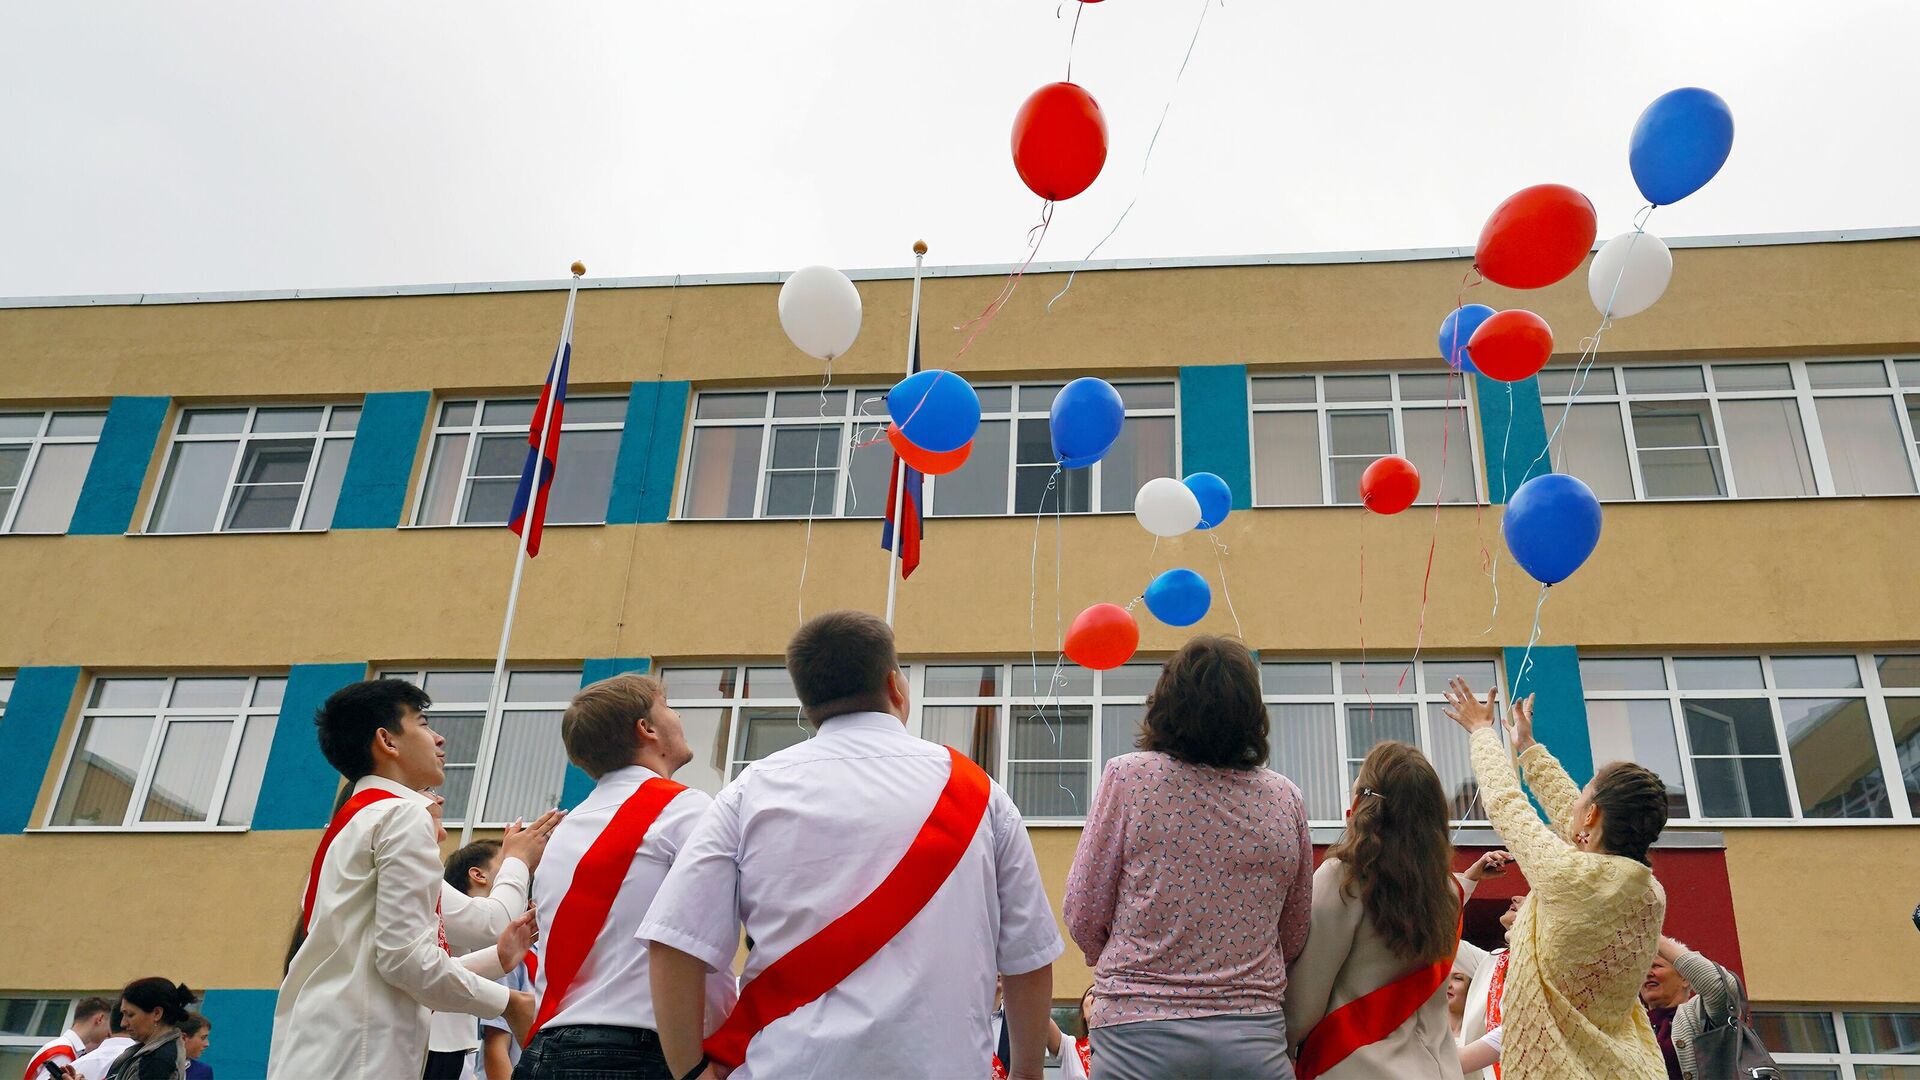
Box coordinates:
[1499,895,1524,940]
[1446,971,1470,1014]
[119,999,163,1042]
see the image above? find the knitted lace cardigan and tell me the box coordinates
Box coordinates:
[1469,728,1668,1080]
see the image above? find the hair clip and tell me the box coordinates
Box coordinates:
[1358,787,1387,802]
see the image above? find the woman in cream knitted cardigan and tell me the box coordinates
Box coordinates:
[1443,679,1671,1080]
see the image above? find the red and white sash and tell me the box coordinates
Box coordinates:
[301,788,403,933]
[525,776,686,1042]
[1485,949,1511,1079]
[704,747,992,1069]
[1296,885,1465,1080]
[22,1039,78,1080]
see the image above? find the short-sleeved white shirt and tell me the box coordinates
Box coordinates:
[639,712,1063,1079]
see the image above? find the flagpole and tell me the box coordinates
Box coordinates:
[462,261,584,844]
[885,241,927,628]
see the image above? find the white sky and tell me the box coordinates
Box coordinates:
[2,1,1915,297]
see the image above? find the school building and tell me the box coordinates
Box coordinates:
[2,230,1917,1078]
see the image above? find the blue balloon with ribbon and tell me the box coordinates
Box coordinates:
[1502,473,1603,585]
[1629,87,1734,206]
[887,369,981,454]
[1183,472,1233,529]
[1049,377,1125,468]
[1437,305,1495,374]
[1144,568,1211,627]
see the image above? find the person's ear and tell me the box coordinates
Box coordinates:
[373,726,399,760]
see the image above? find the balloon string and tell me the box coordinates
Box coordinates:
[1513,584,1551,695]
[796,359,835,629]
[1403,366,1459,689]
[1208,530,1244,640]
[1025,465,1078,815]
[1064,0,1084,81]
[1048,0,1217,313]
[955,201,1054,363]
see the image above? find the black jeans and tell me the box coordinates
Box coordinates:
[423,1049,471,1080]
[512,1025,671,1080]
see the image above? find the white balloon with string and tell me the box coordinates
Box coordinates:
[1134,476,1202,537]
[1587,232,1673,319]
[778,265,863,360]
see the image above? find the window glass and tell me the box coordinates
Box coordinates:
[1250,376,1316,405]
[1846,1011,1920,1054]
[1099,415,1176,513]
[252,407,324,433]
[1887,699,1920,812]
[1713,364,1795,391]
[1252,412,1323,505]
[925,666,999,697]
[1402,407,1476,504]
[1586,699,1691,818]
[1807,360,1890,389]
[151,442,239,532]
[676,708,731,795]
[695,393,764,420]
[927,419,1010,516]
[506,671,582,702]
[220,714,277,826]
[1624,366,1707,394]
[1325,375,1392,402]
[1684,698,1791,817]
[1551,403,1634,501]
[1099,703,1145,770]
[50,715,153,826]
[1774,655,1861,690]
[180,409,247,435]
[1720,399,1815,497]
[151,406,355,533]
[1752,1011,1839,1053]
[1815,397,1917,495]
[0,414,42,438]
[682,427,763,518]
[924,705,999,776]
[1345,704,1418,783]
[1263,662,1334,695]
[1780,698,1890,818]
[140,720,233,823]
[483,708,569,823]
[170,678,249,708]
[546,428,622,523]
[384,668,582,825]
[417,397,624,526]
[1424,704,1479,819]
[1674,657,1765,691]
[9,442,96,533]
[1579,658,1667,691]
[1632,401,1725,498]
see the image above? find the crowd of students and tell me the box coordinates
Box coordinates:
[245,610,1757,1080]
[30,984,214,1080]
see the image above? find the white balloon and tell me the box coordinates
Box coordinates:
[1588,232,1673,319]
[1134,477,1203,537]
[778,265,863,361]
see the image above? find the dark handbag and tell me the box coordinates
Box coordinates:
[1688,963,1782,1080]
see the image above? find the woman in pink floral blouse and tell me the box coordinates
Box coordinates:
[1063,636,1316,1079]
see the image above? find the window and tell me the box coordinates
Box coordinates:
[147,405,358,533]
[0,676,10,718]
[1581,654,1918,823]
[1754,1007,1920,1079]
[0,994,107,1077]
[1249,372,1478,506]
[0,409,105,534]
[1262,657,1498,824]
[381,669,583,826]
[657,661,1161,820]
[47,675,285,829]
[414,397,625,526]
[1542,359,1920,501]
[678,381,1178,519]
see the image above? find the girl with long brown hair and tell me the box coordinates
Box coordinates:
[1284,741,1466,1079]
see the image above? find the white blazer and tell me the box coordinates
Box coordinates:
[1454,937,1502,1080]
[268,776,512,1080]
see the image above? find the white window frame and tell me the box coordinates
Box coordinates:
[143,404,359,534]
[1247,370,1484,507]
[675,379,1181,520]
[0,408,107,534]
[43,674,286,832]
[380,668,583,828]
[0,993,101,1062]
[0,675,12,718]
[1262,656,1500,827]
[1581,652,1917,826]
[1540,357,1920,501]
[409,396,628,527]
[1755,1005,1920,1078]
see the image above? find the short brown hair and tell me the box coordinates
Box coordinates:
[1137,637,1268,768]
[787,610,899,722]
[73,997,113,1022]
[563,674,665,779]
[177,1013,211,1037]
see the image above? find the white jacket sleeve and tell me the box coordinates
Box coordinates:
[440,857,530,952]
[370,802,512,1018]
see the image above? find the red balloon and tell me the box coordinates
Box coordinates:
[1011,82,1108,201]
[1360,456,1420,515]
[1468,309,1554,382]
[1064,603,1139,671]
[1475,184,1598,290]
[886,424,972,476]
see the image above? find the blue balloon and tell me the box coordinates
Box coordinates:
[1437,304,1495,375]
[1183,472,1233,529]
[887,369,980,454]
[1502,473,1603,585]
[1629,87,1734,206]
[1144,568,1212,627]
[1049,377,1125,469]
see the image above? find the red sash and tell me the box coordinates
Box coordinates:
[23,1041,77,1080]
[301,788,403,933]
[1076,1038,1092,1076]
[527,775,687,1041]
[703,747,991,1068]
[1296,886,1464,1080]
[1485,949,1511,1079]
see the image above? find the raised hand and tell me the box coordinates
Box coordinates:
[501,808,565,871]
[496,909,537,972]
[1465,849,1515,882]
[1508,694,1536,756]
[1442,677,1498,734]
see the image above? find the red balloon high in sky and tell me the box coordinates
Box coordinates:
[1475,184,1598,290]
[1011,82,1109,201]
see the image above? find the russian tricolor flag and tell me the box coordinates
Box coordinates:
[508,341,570,557]
[881,336,925,578]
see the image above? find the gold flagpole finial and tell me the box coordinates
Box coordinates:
[570,261,586,278]
[912,240,928,256]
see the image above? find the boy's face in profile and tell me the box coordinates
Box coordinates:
[387,706,447,789]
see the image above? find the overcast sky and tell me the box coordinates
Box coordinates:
[2,1,1915,297]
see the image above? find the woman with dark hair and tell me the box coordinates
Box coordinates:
[1445,680,1669,1079]
[1063,636,1315,1079]
[69,979,196,1080]
[1283,741,1466,1079]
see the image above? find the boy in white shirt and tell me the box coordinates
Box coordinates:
[268,678,538,1080]
[518,674,736,1080]
[22,996,110,1079]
